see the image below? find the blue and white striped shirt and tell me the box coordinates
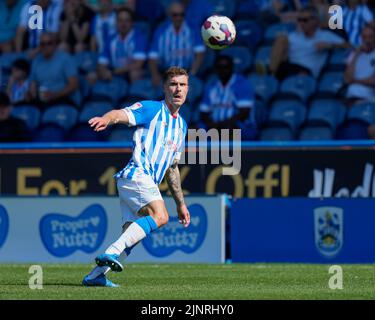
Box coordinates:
[10,79,30,104]
[90,11,117,57]
[116,100,188,185]
[148,20,205,69]
[19,0,62,48]
[200,74,254,123]
[98,28,147,68]
[343,5,373,47]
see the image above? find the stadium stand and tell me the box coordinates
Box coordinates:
[263,22,296,44]
[108,127,135,141]
[248,73,279,103]
[41,104,79,131]
[235,19,262,51]
[259,126,294,141]
[279,74,317,103]
[219,45,252,73]
[1,0,374,142]
[208,0,236,18]
[347,102,375,125]
[11,104,41,130]
[33,123,66,142]
[298,125,334,141]
[307,99,346,130]
[268,99,307,133]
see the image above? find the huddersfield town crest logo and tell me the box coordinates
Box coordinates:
[314,207,343,258]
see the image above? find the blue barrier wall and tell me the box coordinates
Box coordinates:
[231,198,375,263]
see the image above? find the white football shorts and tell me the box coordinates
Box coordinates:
[116,172,163,223]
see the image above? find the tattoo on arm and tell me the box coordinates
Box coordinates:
[166,160,185,206]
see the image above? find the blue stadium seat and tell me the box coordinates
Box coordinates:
[208,0,236,18]
[308,99,346,129]
[74,51,97,74]
[65,123,108,142]
[41,105,78,131]
[318,71,344,95]
[259,126,294,141]
[264,23,295,43]
[280,75,316,102]
[79,101,113,122]
[89,77,128,104]
[33,123,66,142]
[254,46,272,70]
[253,99,268,126]
[234,0,259,19]
[248,73,278,102]
[186,75,203,103]
[219,46,252,73]
[128,79,163,100]
[347,102,375,124]
[298,126,333,141]
[11,105,41,130]
[269,100,307,132]
[235,20,262,51]
[328,48,351,71]
[336,119,369,140]
[108,127,135,142]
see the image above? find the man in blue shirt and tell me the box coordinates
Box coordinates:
[148,1,205,87]
[82,67,190,287]
[200,55,256,136]
[94,8,147,83]
[28,32,79,108]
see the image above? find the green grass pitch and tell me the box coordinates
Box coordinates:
[0,263,374,300]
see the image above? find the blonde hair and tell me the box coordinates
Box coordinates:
[163,66,189,83]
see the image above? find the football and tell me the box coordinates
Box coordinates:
[201,15,236,50]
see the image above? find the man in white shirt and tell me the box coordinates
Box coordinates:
[270,5,349,80]
[344,24,375,105]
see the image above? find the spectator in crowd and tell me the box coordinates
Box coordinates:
[28,32,79,108]
[89,0,117,55]
[341,0,373,47]
[199,55,257,139]
[270,5,349,80]
[59,0,95,53]
[148,1,205,88]
[344,24,375,105]
[15,0,63,57]
[0,92,30,142]
[6,58,31,105]
[296,0,332,28]
[0,0,26,53]
[84,0,135,11]
[89,8,147,84]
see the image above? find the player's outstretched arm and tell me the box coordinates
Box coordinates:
[166,160,190,227]
[88,109,130,132]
